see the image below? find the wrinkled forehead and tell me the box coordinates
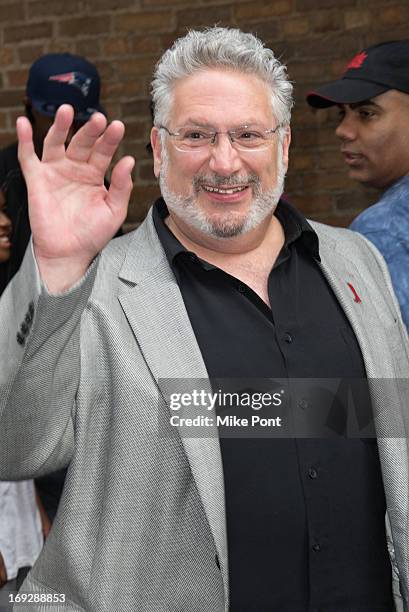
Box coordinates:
[168,68,275,127]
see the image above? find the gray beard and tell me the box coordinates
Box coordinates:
[159,153,286,240]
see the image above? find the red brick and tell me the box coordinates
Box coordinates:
[283,17,310,37]
[379,5,409,27]
[301,171,349,191]
[5,22,53,43]
[59,16,108,38]
[87,0,138,11]
[115,56,157,78]
[290,151,315,171]
[138,161,155,180]
[335,188,377,211]
[0,132,15,147]
[17,45,44,65]
[318,150,344,171]
[293,127,337,148]
[102,38,130,56]
[8,109,22,129]
[234,0,291,21]
[0,90,25,108]
[122,140,153,160]
[7,69,28,88]
[177,6,232,28]
[288,60,333,82]
[311,10,342,33]
[143,0,187,5]
[94,60,117,81]
[289,193,332,214]
[28,0,83,18]
[128,185,161,221]
[296,0,355,9]
[0,48,15,66]
[47,40,74,54]
[0,2,26,22]
[121,98,152,118]
[114,11,174,33]
[317,212,356,228]
[344,9,371,29]
[0,112,8,130]
[102,79,149,99]
[75,39,102,58]
[130,35,163,54]
[125,120,149,139]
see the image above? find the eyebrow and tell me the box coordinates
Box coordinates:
[180,118,264,128]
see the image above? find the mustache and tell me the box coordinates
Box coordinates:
[193,173,260,191]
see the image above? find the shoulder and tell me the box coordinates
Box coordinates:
[310,219,393,282]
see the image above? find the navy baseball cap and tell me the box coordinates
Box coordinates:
[307,40,409,108]
[26,53,104,120]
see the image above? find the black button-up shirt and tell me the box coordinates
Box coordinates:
[153,198,393,611]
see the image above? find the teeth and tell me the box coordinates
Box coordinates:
[0,236,10,244]
[203,185,247,194]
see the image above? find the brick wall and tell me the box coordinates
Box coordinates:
[0,0,408,228]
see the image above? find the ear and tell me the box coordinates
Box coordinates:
[151,127,163,178]
[281,126,291,173]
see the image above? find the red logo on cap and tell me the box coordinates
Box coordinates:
[344,51,367,72]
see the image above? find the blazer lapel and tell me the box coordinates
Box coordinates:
[117,213,229,601]
[316,227,409,592]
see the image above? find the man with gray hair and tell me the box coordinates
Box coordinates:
[0,27,408,611]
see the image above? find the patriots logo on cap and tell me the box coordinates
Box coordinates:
[344,51,367,73]
[49,72,92,97]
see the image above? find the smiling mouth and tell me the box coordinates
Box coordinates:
[0,235,11,247]
[201,185,248,195]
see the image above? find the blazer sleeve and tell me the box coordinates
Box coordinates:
[0,241,98,480]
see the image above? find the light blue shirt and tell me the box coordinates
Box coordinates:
[350,174,409,329]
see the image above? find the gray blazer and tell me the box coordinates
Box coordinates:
[0,210,408,611]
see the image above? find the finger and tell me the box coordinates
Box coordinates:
[105,156,135,217]
[65,112,107,163]
[41,104,74,163]
[87,120,125,175]
[17,116,40,178]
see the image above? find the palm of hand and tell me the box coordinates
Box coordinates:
[27,158,115,261]
[17,105,134,267]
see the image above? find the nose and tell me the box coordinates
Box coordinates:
[208,133,242,176]
[335,114,357,142]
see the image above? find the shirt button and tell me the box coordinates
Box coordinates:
[284,332,293,343]
[298,399,308,410]
[308,467,318,479]
[237,284,246,293]
[312,543,321,552]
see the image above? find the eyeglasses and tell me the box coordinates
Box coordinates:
[158,124,284,152]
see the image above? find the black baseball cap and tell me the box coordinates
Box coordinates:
[307,40,409,108]
[26,53,104,121]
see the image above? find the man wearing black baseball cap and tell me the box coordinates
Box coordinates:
[307,40,409,330]
[0,52,112,527]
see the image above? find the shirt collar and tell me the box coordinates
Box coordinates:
[152,197,320,268]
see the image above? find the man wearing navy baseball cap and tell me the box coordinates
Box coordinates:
[307,40,409,330]
[0,53,111,530]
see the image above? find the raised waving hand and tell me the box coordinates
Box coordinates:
[17,105,135,292]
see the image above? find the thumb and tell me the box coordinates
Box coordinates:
[106,155,135,217]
